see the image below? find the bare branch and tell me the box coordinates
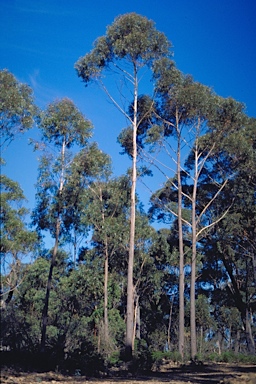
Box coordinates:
[196,202,233,239]
[197,178,229,225]
[99,79,132,123]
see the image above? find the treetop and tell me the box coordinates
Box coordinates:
[75,12,171,84]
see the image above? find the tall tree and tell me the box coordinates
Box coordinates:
[139,59,246,358]
[0,69,38,149]
[75,12,171,360]
[202,117,256,353]
[32,98,92,352]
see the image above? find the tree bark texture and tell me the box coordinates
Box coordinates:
[190,145,198,359]
[125,66,138,361]
[177,124,185,361]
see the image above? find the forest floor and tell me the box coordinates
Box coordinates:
[1,363,256,384]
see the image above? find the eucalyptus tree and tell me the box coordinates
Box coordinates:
[0,69,38,150]
[136,226,179,351]
[61,142,112,268]
[204,117,256,354]
[75,12,171,359]
[139,59,246,359]
[32,98,93,352]
[144,61,213,359]
[195,294,213,355]
[70,173,130,353]
[0,171,38,308]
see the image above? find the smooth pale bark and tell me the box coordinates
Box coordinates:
[104,250,109,345]
[97,185,110,347]
[125,66,138,360]
[75,15,170,360]
[190,144,199,359]
[217,330,223,355]
[167,294,174,350]
[177,129,185,361]
[133,293,141,344]
[234,330,241,354]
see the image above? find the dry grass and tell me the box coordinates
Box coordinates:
[1,363,256,384]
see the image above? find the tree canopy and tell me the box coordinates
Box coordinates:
[0,69,38,149]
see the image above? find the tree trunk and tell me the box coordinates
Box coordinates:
[245,307,255,354]
[177,124,185,361]
[190,229,197,359]
[125,66,138,361]
[73,231,77,268]
[167,295,174,351]
[228,326,232,350]
[190,146,198,360]
[136,302,141,340]
[104,248,109,346]
[4,252,20,306]
[41,219,60,352]
[234,329,240,354]
[133,293,140,348]
[217,330,222,355]
[100,185,110,348]
[199,326,203,355]
[41,138,66,353]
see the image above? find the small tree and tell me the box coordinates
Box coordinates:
[0,171,38,308]
[32,98,93,352]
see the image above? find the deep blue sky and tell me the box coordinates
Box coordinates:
[1,0,256,233]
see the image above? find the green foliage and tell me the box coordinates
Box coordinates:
[195,295,213,329]
[0,172,38,308]
[75,13,170,84]
[32,99,109,240]
[1,13,255,371]
[0,69,38,148]
[118,95,157,157]
[0,174,37,255]
[108,308,125,344]
[206,352,256,364]
[39,98,92,148]
[151,350,182,364]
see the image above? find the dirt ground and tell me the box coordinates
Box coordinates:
[1,363,256,384]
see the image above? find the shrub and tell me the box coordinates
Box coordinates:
[151,350,182,364]
[204,351,256,364]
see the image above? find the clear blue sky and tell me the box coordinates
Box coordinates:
[1,0,256,231]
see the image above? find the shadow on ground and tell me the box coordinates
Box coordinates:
[1,351,256,384]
